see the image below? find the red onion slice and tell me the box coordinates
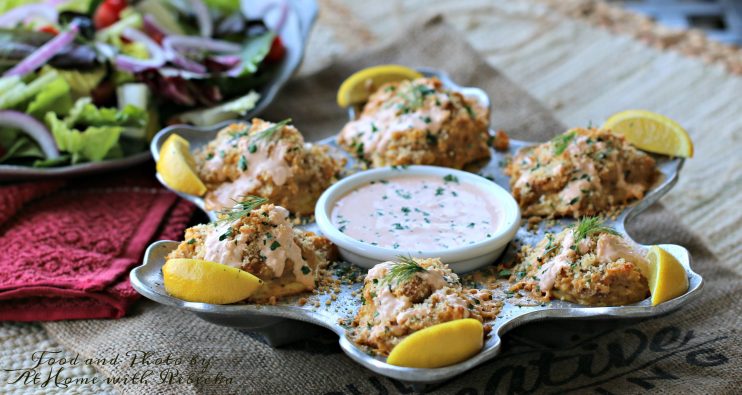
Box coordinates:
[0,110,59,159]
[115,27,166,72]
[143,14,172,36]
[163,35,241,53]
[3,24,78,77]
[0,4,58,28]
[189,0,213,38]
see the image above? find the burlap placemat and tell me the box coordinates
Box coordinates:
[40,16,740,394]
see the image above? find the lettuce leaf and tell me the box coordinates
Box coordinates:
[66,98,147,128]
[45,112,122,163]
[0,71,59,110]
[237,32,275,76]
[26,77,73,118]
[203,0,240,13]
[54,67,107,98]
[173,90,260,126]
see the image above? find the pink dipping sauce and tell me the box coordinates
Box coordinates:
[331,174,503,252]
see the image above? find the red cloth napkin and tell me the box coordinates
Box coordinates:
[0,165,195,321]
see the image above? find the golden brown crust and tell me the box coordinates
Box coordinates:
[511,228,649,306]
[194,119,344,215]
[350,258,501,355]
[166,204,336,301]
[505,127,657,218]
[338,77,491,169]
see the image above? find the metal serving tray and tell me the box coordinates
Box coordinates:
[132,69,703,386]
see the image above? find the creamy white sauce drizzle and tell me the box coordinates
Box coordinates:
[204,127,294,209]
[202,206,314,289]
[365,261,450,336]
[339,88,451,155]
[203,222,243,268]
[538,230,576,292]
[260,206,314,288]
[331,175,502,252]
[596,234,649,276]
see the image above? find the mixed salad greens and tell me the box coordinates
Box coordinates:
[0,0,286,167]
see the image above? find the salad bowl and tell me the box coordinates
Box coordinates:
[0,0,318,180]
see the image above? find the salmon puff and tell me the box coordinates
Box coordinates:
[338,77,491,169]
[351,257,501,355]
[506,128,657,218]
[167,197,336,301]
[510,218,650,306]
[195,119,344,215]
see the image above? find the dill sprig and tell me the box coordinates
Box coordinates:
[572,216,620,241]
[381,255,427,286]
[215,195,268,225]
[551,131,576,155]
[250,118,292,142]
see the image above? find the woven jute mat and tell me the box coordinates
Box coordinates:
[32,16,741,395]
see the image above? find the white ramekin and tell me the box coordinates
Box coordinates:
[314,165,520,273]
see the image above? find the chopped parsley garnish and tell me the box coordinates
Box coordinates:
[187,238,196,244]
[300,266,311,275]
[371,123,378,132]
[395,189,411,199]
[498,269,512,277]
[401,207,411,214]
[238,155,248,171]
[443,174,459,183]
[270,240,281,250]
[551,131,576,155]
[464,105,475,118]
[218,227,233,241]
[248,143,258,153]
[435,187,445,196]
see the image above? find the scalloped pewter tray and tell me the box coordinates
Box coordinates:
[133,69,703,386]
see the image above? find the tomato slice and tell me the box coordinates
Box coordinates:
[265,36,285,63]
[94,0,128,30]
[38,25,59,35]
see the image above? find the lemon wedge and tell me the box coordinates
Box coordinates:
[337,64,423,108]
[162,258,263,304]
[646,246,689,306]
[603,110,693,157]
[156,134,207,196]
[386,319,483,368]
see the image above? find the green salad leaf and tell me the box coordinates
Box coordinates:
[0,128,44,163]
[203,0,240,13]
[0,71,59,110]
[46,112,123,164]
[237,32,275,76]
[174,90,260,126]
[26,77,73,118]
[66,98,147,128]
